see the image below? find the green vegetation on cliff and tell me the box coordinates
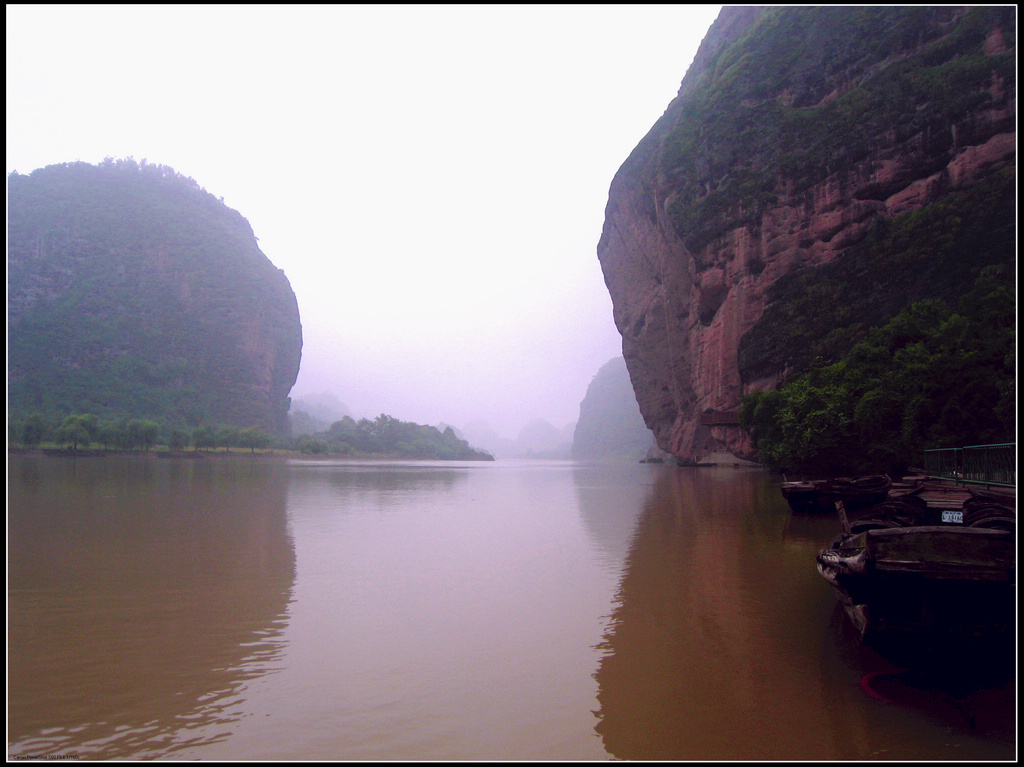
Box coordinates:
[737,168,1016,383]
[740,268,1015,475]
[661,6,1015,254]
[724,7,1017,473]
[598,5,1014,467]
[673,6,1017,386]
[625,5,1016,385]
[7,159,302,434]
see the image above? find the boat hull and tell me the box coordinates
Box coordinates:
[817,525,1016,662]
[780,482,834,513]
[781,475,892,514]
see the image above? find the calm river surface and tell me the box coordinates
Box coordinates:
[7,454,1016,760]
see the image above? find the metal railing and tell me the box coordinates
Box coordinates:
[923,443,1016,488]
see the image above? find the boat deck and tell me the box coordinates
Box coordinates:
[892,480,1015,509]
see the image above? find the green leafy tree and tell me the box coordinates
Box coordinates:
[217,426,240,452]
[296,436,328,454]
[167,427,190,451]
[98,419,130,451]
[239,426,271,453]
[354,417,384,453]
[741,273,1014,475]
[56,415,93,451]
[127,419,160,451]
[23,413,46,449]
[192,425,217,451]
[297,413,492,460]
[74,414,100,443]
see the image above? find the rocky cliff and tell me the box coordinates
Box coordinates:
[7,159,303,434]
[597,6,1016,464]
[572,357,654,461]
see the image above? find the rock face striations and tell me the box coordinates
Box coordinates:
[597,6,1016,464]
[7,160,303,435]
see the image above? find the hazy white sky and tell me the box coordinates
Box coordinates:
[7,3,722,439]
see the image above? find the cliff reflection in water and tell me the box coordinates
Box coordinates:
[590,467,876,761]
[7,455,296,759]
[573,461,657,574]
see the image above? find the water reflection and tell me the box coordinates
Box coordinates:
[781,508,844,545]
[9,456,1013,760]
[573,461,658,574]
[191,458,618,761]
[590,467,838,760]
[590,466,1016,760]
[7,454,295,759]
[286,458,470,507]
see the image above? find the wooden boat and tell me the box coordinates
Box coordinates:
[817,484,1016,654]
[817,525,1015,644]
[780,480,833,513]
[835,484,1014,536]
[819,474,892,509]
[780,474,892,514]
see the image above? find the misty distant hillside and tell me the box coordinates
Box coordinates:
[461,355,656,461]
[462,419,573,459]
[517,419,573,459]
[289,392,353,436]
[7,159,302,434]
[572,357,653,461]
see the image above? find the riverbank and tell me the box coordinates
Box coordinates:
[8,447,289,459]
[8,447,494,462]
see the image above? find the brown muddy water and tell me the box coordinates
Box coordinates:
[6,454,1016,760]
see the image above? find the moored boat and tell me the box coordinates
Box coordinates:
[780,474,892,514]
[780,480,833,513]
[835,483,1015,536]
[817,483,1016,658]
[816,525,1015,644]
[819,474,892,509]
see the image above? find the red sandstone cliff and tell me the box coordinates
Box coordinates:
[597,6,1016,464]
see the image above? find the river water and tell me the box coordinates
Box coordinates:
[7,454,1016,760]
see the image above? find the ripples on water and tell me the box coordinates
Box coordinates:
[8,455,294,760]
[7,455,1015,760]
